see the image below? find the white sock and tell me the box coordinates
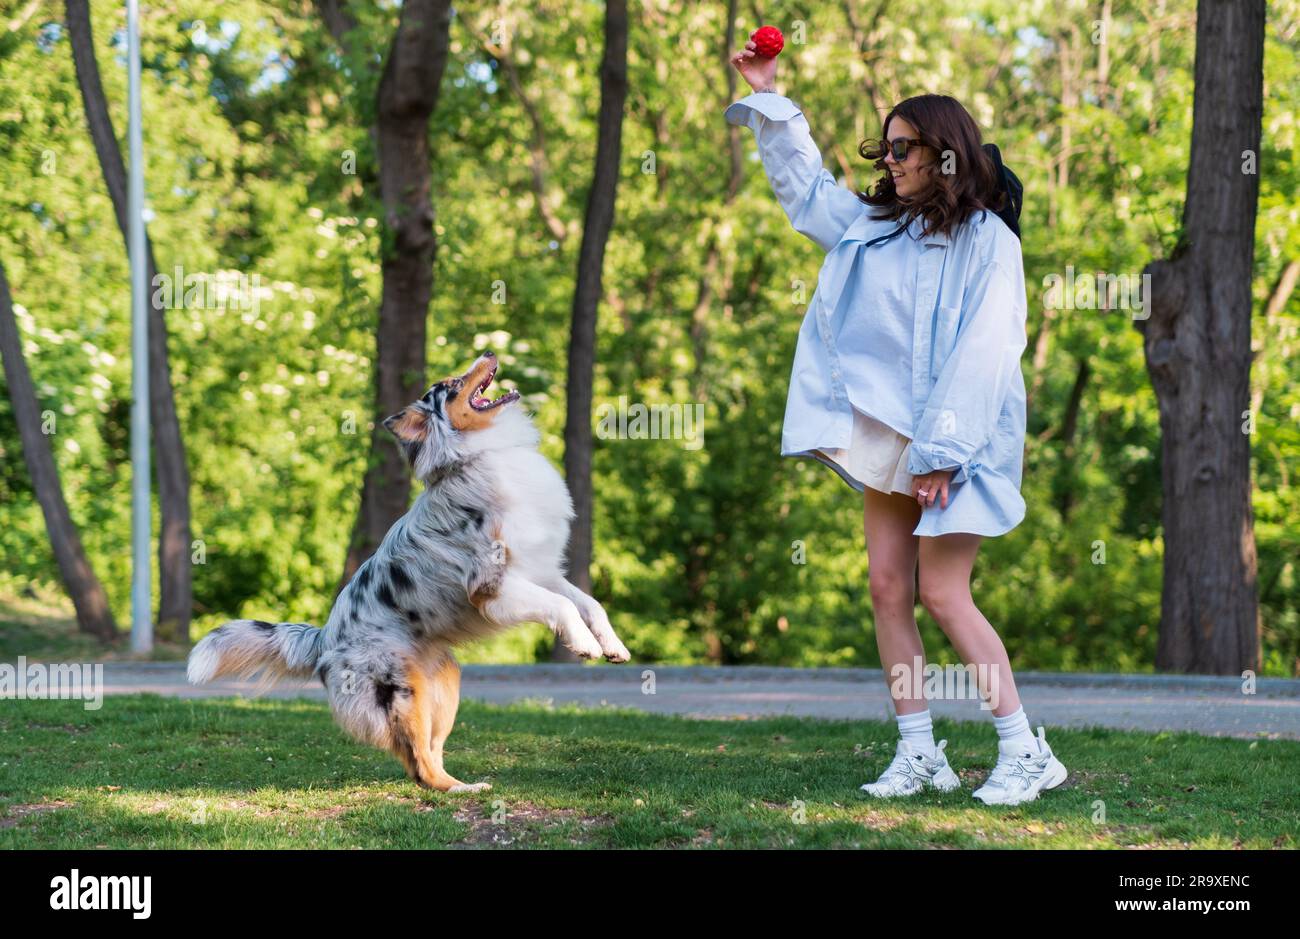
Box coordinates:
[896,708,937,755]
[993,706,1037,752]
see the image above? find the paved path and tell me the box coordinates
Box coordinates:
[70,662,1300,740]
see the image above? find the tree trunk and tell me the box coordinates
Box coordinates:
[1053,355,1090,520]
[684,0,742,661]
[65,0,192,644]
[557,0,628,660]
[688,0,742,395]
[318,0,453,587]
[470,17,568,244]
[1136,0,1264,674]
[0,261,117,641]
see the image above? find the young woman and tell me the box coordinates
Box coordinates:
[727,40,1067,805]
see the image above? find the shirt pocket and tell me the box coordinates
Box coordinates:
[931,304,962,380]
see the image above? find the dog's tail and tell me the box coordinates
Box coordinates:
[187,619,324,691]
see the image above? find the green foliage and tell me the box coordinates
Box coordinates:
[0,0,1297,672]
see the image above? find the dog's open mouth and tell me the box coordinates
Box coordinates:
[468,362,520,412]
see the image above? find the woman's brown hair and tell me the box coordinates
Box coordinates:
[857,94,1006,239]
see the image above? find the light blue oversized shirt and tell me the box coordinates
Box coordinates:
[724,91,1028,537]
[835,213,923,436]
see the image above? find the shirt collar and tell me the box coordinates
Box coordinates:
[907,213,950,247]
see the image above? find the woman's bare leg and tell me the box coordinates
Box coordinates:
[863,486,926,716]
[916,532,1022,716]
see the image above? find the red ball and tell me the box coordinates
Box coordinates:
[750,25,784,58]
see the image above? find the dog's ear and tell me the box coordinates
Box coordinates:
[383,407,429,443]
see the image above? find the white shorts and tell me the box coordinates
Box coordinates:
[810,407,914,496]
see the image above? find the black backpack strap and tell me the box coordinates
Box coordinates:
[981,142,1023,239]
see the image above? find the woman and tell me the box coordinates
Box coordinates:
[726,40,1067,805]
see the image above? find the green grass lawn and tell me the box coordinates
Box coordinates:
[1,693,1295,849]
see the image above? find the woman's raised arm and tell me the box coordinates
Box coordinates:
[725,42,865,251]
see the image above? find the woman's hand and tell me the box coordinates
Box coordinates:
[912,469,954,509]
[729,39,778,93]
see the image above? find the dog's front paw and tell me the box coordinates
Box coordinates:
[566,633,604,660]
[602,639,631,663]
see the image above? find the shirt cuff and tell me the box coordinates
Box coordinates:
[724,92,801,129]
[907,443,979,485]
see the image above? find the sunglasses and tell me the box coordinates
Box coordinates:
[864,136,928,163]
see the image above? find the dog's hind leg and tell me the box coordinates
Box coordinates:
[425,652,490,793]
[391,653,490,794]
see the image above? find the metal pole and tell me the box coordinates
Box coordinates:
[127,0,152,653]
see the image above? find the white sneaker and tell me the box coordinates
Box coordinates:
[972,726,1068,806]
[860,738,962,798]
